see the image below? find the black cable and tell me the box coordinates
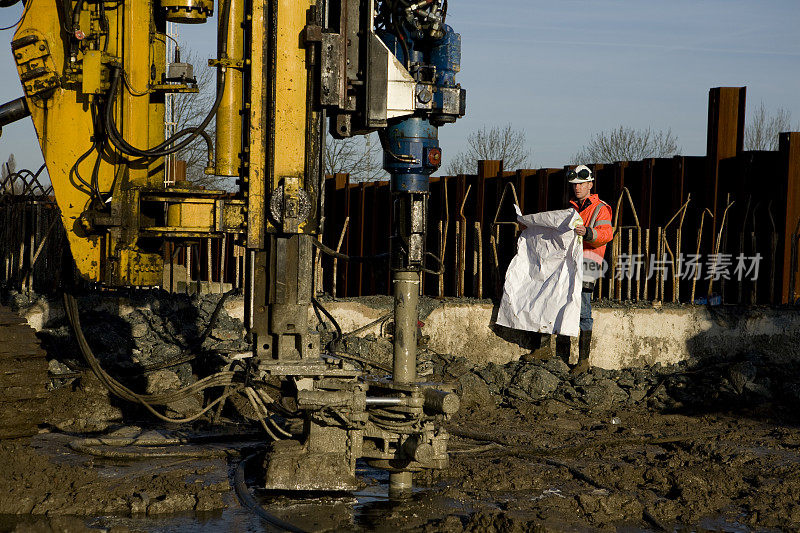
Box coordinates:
[392,17,410,70]
[69,111,104,204]
[310,237,389,262]
[71,0,85,33]
[104,65,224,159]
[311,296,342,342]
[99,0,109,53]
[90,140,104,203]
[235,451,308,533]
[72,101,105,204]
[195,288,238,348]
[102,0,231,159]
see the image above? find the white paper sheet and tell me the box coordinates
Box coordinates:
[495,208,583,337]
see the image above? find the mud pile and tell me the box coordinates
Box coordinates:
[3,290,800,530]
[410,353,800,531]
[6,290,249,432]
[436,351,800,416]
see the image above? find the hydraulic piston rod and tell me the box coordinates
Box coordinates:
[392,270,420,384]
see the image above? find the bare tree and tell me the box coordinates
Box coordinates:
[445,124,531,175]
[4,154,16,177]
[1,154,22,194]
[744,102,794,151]
[572,126,679,164]
[324,132,385,182]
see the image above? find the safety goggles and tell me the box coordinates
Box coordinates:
[566,168,591,181]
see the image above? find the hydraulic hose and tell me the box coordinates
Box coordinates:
[310,238,389,262]
[63,292,241,424]
[104,65,224,159]
[235,451,308,533]
[69,432,261,459]
[102,0,231,159]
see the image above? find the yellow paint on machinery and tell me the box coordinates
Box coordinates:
[239,0,317,242]
[12,0,110,281]
[273,0,309,187]
[166,199,216,230]
[215,0,245,177]
[10,0,228,286]
[10,0,316,285]
[269,0,313,234]
[122,0,161,189]
[246,0,266,248]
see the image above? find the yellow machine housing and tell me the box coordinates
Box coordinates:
[11,0,250,287]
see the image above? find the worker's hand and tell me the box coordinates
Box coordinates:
[574,225,587,236]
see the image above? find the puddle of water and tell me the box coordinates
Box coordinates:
[78,461,450,532]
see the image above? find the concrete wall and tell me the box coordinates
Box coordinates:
[321,300,800,369]
[15,293,800,370]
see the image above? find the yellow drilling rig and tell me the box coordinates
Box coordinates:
[1,0,466,493]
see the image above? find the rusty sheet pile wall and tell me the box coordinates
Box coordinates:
[2,88,799,304]
[321,88,800,305]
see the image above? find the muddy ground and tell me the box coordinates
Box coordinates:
[1,291,800,531]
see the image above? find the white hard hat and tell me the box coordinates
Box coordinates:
[567,164,593,183]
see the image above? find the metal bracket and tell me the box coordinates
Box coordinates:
[150,83,199,94]
[208,58,248,69]
[268,178,311,233]
[12,35,59,99]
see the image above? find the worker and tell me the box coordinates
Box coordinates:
[567,164,613,374]
[519,165,612,370]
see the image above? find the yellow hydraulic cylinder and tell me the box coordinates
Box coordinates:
[215,0,245,176]
[123,0,159,188]
[272,0,310,190]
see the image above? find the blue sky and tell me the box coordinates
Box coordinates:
[1,0,798,174]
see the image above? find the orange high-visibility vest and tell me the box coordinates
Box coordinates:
[570,194,613,265]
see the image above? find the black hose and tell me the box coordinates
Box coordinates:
[70,137,102,201]
[99,0,109,53]
[195,288,238,348]
[104,65,225,159]
[70,101,104,203]
[393,17,410,70]
[71,0,84,33]
[235,451,308,533]
[311,296,342,341]
[310,238,389,262]
[102,0,231,159]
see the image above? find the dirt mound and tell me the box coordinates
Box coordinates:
[0,305,49,439]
